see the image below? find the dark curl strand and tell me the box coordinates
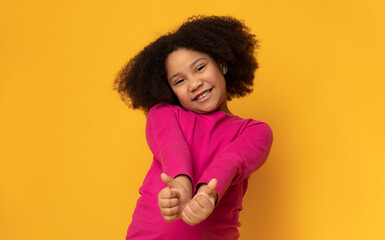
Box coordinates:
[113,15,259,114]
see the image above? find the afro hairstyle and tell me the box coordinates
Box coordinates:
[113,15,259,114]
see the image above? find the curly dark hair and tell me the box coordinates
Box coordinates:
[113,15,259,114]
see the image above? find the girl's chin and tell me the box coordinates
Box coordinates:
[190,105,220,114]
[182,99,224,114]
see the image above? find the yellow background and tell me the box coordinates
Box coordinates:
[1,0,384,239]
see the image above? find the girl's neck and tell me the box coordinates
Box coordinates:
[218,101,233,115]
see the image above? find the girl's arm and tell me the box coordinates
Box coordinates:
[181,121,272,226]
[196,120,273,203]
[146,103,194,181]
[146,103,194,222]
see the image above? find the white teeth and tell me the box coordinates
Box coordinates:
[196,90,210,100]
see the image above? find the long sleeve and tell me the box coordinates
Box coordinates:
[145,103,194,181]
[196,120,273,202]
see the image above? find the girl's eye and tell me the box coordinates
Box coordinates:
[175,79,184,85]
[197,65,206,72]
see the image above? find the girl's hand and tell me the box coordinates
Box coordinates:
[181,178,218,226]
[158,173,192,222]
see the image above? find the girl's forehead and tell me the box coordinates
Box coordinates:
[166,49,213,77]
[166,49,212,67]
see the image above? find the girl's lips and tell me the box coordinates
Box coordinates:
[194,89,213,103]
[193,88,213,101]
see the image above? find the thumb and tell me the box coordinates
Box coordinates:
[195,178,218,206]
[197,178,217,196]
[160,173,173,185]
[206,178,218,194]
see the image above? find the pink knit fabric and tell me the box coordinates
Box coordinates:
[126,103,273,240]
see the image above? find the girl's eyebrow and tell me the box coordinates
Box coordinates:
[169,57,207,82]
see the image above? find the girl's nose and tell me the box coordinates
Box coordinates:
[188,77,203,92]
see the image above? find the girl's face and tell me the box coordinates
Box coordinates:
[166,48,229,114]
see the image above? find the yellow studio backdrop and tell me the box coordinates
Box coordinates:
[0,0,384,239]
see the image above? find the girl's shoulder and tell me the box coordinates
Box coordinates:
[149,102,179,112]
[146,103,191,124]
[147,102,183,118]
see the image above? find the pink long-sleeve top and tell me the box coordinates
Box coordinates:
[126,103,273,240]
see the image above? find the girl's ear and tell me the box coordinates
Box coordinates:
[222,65,227,75]
[219,63,227,75]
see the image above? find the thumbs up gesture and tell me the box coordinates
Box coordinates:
[158,173,192,222]
[181,179,218,226]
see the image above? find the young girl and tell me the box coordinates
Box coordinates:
[114,15,273,240]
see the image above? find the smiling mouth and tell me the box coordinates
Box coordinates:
[194,89,212,101]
